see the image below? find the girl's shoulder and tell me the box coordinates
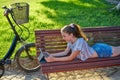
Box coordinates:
[77,38,87,44]
[77,38,84,42]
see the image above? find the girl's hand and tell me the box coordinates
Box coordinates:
[45,56,54,62]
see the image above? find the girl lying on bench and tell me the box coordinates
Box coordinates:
[44,23,120,62]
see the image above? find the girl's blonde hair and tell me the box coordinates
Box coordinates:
[61,23,88,41]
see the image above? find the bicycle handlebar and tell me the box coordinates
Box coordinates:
[2,5,30,41]
[2,6,11,16]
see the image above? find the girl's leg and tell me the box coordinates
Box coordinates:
[112,46,120,57]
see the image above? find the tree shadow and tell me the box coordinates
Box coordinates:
[35,0,119,28]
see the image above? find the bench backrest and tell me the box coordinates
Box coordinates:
[35,27,120,55]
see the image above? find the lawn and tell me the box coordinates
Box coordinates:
[0,0,120,58]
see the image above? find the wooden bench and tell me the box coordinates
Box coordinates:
[35,26,120,78]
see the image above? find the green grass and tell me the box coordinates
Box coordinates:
[0,0,120,58]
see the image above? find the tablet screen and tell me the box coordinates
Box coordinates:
[37,48,44,61]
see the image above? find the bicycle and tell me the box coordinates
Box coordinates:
[0,2,40,77]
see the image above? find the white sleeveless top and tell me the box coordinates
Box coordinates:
[67,38,95,61]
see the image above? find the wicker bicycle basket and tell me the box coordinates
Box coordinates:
[10,2,29,24]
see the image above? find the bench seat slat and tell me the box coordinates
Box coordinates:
[42,59,120,73]
[41,55,120,66]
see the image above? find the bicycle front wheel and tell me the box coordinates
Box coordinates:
[16,43,40,72]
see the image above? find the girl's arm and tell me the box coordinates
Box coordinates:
[50,47,70,57]
[45,50,80,62]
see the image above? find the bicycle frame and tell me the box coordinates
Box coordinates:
[3,36,17,61]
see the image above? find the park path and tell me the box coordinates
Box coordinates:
[0,63,120,80]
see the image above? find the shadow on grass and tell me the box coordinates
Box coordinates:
[35,0,120,28]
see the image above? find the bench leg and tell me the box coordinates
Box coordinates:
[44,74,49,80]
[40,68,49,80]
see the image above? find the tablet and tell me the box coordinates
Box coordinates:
[37,48,50,62]
[37,48,44,62]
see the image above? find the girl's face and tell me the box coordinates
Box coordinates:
[61,32,73,42]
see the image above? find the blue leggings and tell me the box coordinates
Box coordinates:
[92,43,112,58]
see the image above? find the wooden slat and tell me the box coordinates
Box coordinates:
[41,55,120,67]
[42,59,120,73]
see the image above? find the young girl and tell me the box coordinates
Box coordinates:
[45,23,120,62]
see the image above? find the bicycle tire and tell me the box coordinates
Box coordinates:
[0,65,4,78]
[16,43,40,72]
